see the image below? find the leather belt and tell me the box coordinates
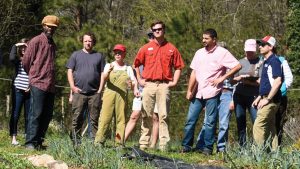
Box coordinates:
[146,80,169,84]
[222,88,233,92]
[261,95,280,103]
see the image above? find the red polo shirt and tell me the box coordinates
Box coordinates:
[133,40,184,81]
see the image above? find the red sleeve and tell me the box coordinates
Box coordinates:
[133,47,145,68]
[172,47,185,69]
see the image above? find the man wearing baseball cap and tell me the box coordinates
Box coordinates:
[252,35,283,150]
[22,15,59,150]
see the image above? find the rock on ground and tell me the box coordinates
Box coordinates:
[27,154,68,169]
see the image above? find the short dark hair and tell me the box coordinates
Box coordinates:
[80,32,97,45]
[203,28,218,39]
[150,20,165,30]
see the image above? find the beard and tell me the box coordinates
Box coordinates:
[43,29,54,38]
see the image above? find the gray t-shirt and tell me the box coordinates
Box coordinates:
[235,57,263,96]
[66,50,106,94]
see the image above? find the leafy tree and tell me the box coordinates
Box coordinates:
[2,0,298,135]
[0,0,42,61]
[0,0,43,111]
[286,0,300,87]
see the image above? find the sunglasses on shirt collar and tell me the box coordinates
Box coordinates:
[147,33,154,39]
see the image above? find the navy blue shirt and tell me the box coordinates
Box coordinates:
[259,54,282,100]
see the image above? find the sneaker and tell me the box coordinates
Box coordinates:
[217,149,226,153]
[180,146,192,153]
[36,144,47,151]
[25,144,35,150]
[11,141,19,146]
[149,144,156,149]
[195,148,212,155]
[159,145,168,152]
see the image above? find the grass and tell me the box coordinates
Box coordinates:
[1,126,300,169]
[0,129,227,169]
[0,131,36,169]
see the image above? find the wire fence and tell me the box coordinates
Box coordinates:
[0,78,300,142]
[0,78,190,139]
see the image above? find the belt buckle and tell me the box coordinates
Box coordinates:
[154,80,160,84]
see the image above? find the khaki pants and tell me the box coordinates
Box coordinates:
[253,101,280,150]
[139,82,170,149]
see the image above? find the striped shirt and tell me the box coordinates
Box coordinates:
[14,62,29,90]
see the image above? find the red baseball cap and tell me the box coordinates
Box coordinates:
[257,35,276,46]
[113,44,126,52]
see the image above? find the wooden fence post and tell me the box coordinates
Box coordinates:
[6,95,10,117]
[61,96,65,126]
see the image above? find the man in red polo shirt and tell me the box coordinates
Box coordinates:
[133,20,185,151]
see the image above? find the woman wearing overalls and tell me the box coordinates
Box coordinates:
[95,44,139,146]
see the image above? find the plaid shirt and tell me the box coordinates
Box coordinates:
[22,33,56,92]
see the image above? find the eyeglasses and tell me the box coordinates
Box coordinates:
[152,28,163,32]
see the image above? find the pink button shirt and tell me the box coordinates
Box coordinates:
[190,45,239,99]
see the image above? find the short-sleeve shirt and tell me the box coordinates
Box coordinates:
[259,54,282,100]
[191,45,239,99]
[66,50,105,94]
[133,40,185,81]
[234,57,263,96]
[103,62,135,80]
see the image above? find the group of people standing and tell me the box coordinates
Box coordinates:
[181,32,293,154]
[8,15,293,155]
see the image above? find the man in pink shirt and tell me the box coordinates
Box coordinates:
[181,28,241,155]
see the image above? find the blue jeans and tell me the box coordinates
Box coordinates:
[9,86,30,136]
[196,90,232,151]
[182,94,220,151]
[25,86,54,146]
[233,93,257,146]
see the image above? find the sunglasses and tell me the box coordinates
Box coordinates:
[152,28,163,32]
[258,42,270,47]
[114,51,124,55]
